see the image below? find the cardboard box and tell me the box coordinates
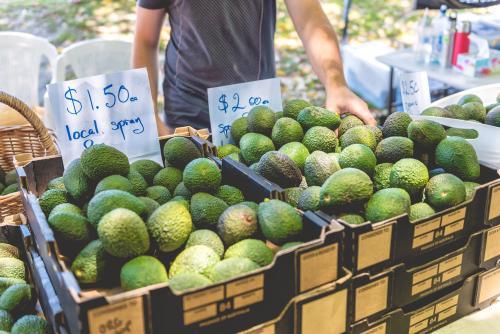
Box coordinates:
[17,135,344,334]
[350,267,500,334]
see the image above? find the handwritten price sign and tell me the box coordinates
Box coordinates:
[207,78,283,146]
[399,71,431,115]
[48,68,162,166]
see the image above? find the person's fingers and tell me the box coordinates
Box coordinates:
[349,102,376,126]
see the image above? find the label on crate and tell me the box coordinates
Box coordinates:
[477,267,500,304]
[488,184,500,221]
[412,207,466,250]
[87,296,145,334]
[300,289,347,334]
[483,225,500,262]
[207,78,283,146]
[411,254,463,296]
[361,322,387,334]
[299,243,338,293]
[408,294,458,334]
[240,324,276,334]
[47,68,162,166]
[355,276,389,321]
[357,225,393,270]
[182,274,264,325]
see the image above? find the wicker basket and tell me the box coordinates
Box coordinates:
[0,91,58,222]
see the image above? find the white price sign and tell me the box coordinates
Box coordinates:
[399,71,431,115]
[207,78,283,146]
[48,68,162,166]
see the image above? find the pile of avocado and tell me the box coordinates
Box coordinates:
[0,168,20,196]
[38,139,305,294]
[0,242,50,334]
[220,99,482,224]
[422,93,500,131]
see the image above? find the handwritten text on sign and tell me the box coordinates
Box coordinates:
[399,71,431,115]
[207,78,283,146]
[48,68,161,166]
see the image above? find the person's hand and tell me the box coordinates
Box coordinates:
[155,113,173,136]
[326,86,376,126]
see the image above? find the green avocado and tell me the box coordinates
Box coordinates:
[120,256,168,291]
[258,200,302,245]
[163,137,202,169]
[80,144,130,181]
[365,188,411,223]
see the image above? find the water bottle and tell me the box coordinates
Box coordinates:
[430,5,448,65]
[415,8,433,64]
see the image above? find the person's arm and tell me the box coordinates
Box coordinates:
[132,5,171,135]
[284,0,376,125]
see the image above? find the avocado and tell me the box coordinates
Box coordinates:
[284,187,305,207]
[0,167,4,184]
[146,185,171,204]
[225,239,273,266]
[168,273,212,292]
[48,202,83,219]
[207,257,259,283]
[320,168,373,210]
[373,163,393,191]
[457,94,482,106]
[425,173,466,209]
[172,182,191,199]
[97,208,150,258]
[0,309,13,332]
[445,128,478,139]
[240,201,259,212]
[389,158,429,198]
[464,181,480,200]
[0,243,19,259]
[256,151,302,188]
[230,117,249,145]
[239,133,276,165]
[409,203,435,222]
[364,125,383,143]
[382,112,412,137]
[338,115,364,137]
[338,144,377,176]
[63,158,92,203]
[217,204,258,246]
[48,212,91,243]
[39,188,70,217]
[340,126,377,151]
[1,183,18,196]
[338,213,365,225]
[130,159,163,184]
[247,106,276,136]
[169,196,190,209]
[258,200,302,245]
[304,151,340,186]
[407,120,446,149]
[421,106,446,117]
[147,201,193,252]
[163,137,202,169]
[215,185,245,206]
[94,175,133,195]
[443,104,468,119]
[120,256,168,291]
[186,230,225,258]
[87,189,146,226]
[47,176,65,191]
[169,245,220,278]
[0,278,25,295]
[302,126,338,153]
[435,136,480,180]
[183,158,222,194]
[283,99,312,119]
[127,170,148,196]
[227,152,242,162]
[153,167,183,193]
[217,144,240,159]
[374,137,412,164]
[0,283,32,314]
[462,102,486,122]
[280,242,304,250]
[71,240,108,284]
[80,144,129,181]
[10,315,49,334]
[297,186,321,211]
[365,188,411,223]
[485,106,500,127]
[271,117,304,148]
[190,193,229,228]
[279,142,310,170]
[4,170,17,186]
[297,106,340,130]
[486,103,500,113]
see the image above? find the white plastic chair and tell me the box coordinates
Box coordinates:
[0,32,57,108]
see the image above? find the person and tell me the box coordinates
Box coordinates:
[133,0,376,136]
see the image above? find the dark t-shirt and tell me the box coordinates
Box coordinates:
[138,0,277,129]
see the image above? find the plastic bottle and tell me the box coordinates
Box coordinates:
[430,5,448,65]
[452,21,471,66]
[415,8,433,64]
